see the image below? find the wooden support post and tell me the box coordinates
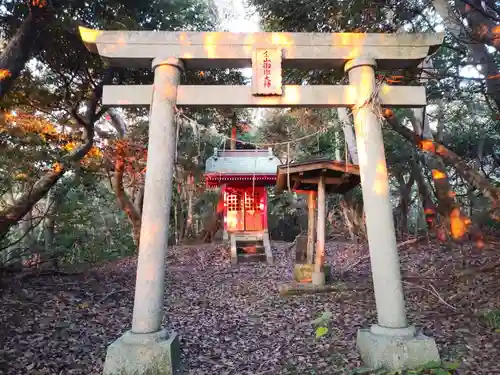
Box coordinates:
[307,191,316,264]
[313,175,326,286]
[231,113,237,150]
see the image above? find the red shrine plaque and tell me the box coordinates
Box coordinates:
[252,48,283,96]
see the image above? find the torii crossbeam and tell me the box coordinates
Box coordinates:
[102,84,427,108]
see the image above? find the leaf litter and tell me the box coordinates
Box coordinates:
[1,239,499,374]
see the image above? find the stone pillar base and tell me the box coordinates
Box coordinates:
[312,271,325,286]
[356,327,440,371]
[103,329,181,375]
[263,230,274,265]
[229,234,237,265]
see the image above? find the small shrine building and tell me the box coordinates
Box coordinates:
[204,131,281,263]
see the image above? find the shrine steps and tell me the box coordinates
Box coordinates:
[229,231,273,265]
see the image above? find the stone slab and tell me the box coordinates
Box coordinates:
[295,234,308,262]
[102,84,427,108]
[79,27,443,70]
[356,328,440,371]
[262,231,274,264]
[279,281,338,296]
[229,234,237,265]
[103,329,181,375]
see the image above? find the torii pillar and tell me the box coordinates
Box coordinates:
[346,57,440,370]
[102,57,183,375]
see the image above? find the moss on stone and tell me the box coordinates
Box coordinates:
[103,331,181,375]
[109,354,180,375]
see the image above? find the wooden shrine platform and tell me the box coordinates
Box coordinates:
[275,159,361,194]
[275,159,361,289]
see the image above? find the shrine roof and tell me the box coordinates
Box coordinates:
[205,148,281,177]
[79,27,443,70]
[205,174,276,188]
[275,159,361,194]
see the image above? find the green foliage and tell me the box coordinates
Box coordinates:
[350,360,461,375]
[482,309,500,331]
[315,326,328,339]
[0,0,232,267]
[267,188,305,241]
[54,180,135,265]
[258,109,355,240]
[311,310,332,339]
[246,0,500,242]
[3,0,500,278]
[0,172,136,268]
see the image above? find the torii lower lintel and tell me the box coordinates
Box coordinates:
[102,84,427,108]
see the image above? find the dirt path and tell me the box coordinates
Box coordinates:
[1,241,499,374]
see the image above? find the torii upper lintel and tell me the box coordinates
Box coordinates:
[79,27,444,70]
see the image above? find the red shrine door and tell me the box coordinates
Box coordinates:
[226,188,244,231]
[225,186,266,232]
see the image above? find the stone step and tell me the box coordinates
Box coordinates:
[237,253,267,263]
[234,232,265,242]
[237,243,265,248]
[237,245,265,255]
[235,238,266,259]
[229,232,273,265]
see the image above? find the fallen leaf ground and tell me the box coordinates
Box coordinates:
[1,239,499,375]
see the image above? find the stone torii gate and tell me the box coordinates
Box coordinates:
[79,28,443,374]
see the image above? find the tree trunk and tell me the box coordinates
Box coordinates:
[133,184,144,215]
[385,110,485,240]
[43,197,55,254]
[0,66,109,239]
[112,155,142,247]
[339,193,365,241]
[186,187,195,238]
[174,200,179,245]
[387,111,496,244]
[177,197,187,243]
[433,0,500,109]
[39,174,83,269]
[106,108,148,247]
[389,112,500,203]
[410,108,468,239]
[0,168,65,241]
[410,158,439,231]
[337,108,359,164]
[22,210,36,249]
[0,4,52,100]
[454,0,500,51]
[468,136,486,219]
[456,0,500,108]
[394,170,414,237]
[42,187,59,270]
